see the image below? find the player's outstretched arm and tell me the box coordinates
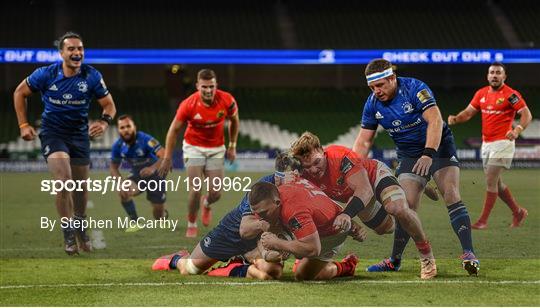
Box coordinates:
[261,231,321,259]
[226,112,240,162]
[352,128,376,158]
[13,79,37,141]
[448,105,478,125]
[158,119,185,177]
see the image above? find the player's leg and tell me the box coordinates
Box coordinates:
[200,148,225,227]
[498,176,528,227]
[473,164,504,229]
[119,179,140,221]
[46,151,77,254]
[378,182,436,279]
[185,164,205,237]
[246,259,283,280]
[357,201,395,235]
[433,166,479,275]
[71,163,92,251]
[294,258,331,281]
[145,175,168,219]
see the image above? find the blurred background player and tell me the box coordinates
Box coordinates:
[353,58,479,275]
[158,69,240,237]
[110,115,168,231]
[291,132,437,279]
[13,31,116,255]
[448,62,532,229]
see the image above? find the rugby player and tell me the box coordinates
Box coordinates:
[158,69,240,238]
[110,115,168,231]
[292,132,436,279]
[13,32,116,254]
[448,62,531,229]
[353,58,479,275]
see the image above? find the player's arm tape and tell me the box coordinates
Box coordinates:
[381,188,405,203]
[342,196,365,218]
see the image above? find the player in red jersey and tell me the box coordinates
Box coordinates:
[448,62,532,229]
[158,69,240,237]
[291,132,437,279]
[251,179,365,281]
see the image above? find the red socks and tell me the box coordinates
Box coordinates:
[499,187,520,214]
[478,191,498,223]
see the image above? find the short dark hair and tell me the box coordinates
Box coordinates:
[248,182,278,207]
[197,69,217,81]
[55,31,83,50]
[117,114,133,122]
[490,61,506,72]
[275,152,302,172]
[365,58,392,76]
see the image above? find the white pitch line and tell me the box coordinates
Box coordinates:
[1,280,539,289]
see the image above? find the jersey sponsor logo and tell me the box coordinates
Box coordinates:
[48,84,58,91]
[77,81,88,93]
[392,120,402,126]
[288,217,302,231]
[508,93,520,105]
[62,93,73,99]
[147,139,159,148]
[480,97,486,103]
[216,110,225,119]
[496,97,504,105]
[375,111,384,119]
[416,89,432,103]
[193,113,203,120]
[402,102,413,113]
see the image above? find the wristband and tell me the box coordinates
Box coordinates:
[228,142,236,148]
[19,122,29,129]
[100,114,113,125]
[342,196,365,218]
[422,147,437,158]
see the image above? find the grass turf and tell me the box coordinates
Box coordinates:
[1,170,539,306]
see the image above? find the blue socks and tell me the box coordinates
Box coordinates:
[122,200,138,221]
[447,201,474,253]
[390,221,410,264]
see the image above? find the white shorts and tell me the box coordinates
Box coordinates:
[312,232,348,262]
[481,139,515,169]
[182,141,226,171]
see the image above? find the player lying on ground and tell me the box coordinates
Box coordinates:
[110,115,168,232]
[291,132,436,279]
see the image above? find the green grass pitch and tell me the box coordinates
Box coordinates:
[1,169,539,306]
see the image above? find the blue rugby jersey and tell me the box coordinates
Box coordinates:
[111,131,162,175]
[361,77,453,157]
[26,62,109,135]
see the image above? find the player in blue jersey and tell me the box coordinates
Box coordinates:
[110,115,168,232]
[13,32,116,255]
[353,59,479,276]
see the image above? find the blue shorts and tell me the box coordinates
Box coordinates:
[199,224,258,262]
[129,173,167,204]
[396,135,459,181]
[39,132,90,165]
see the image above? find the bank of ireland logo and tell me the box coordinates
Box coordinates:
[402,102,413,113]
[392,120,402,127]
[203,237,211,247]
[77,81,88,93]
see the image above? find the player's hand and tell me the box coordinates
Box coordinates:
[447,115,457,125]
[258,220,271,233]
[20,125,37,141]
[333,213,352,233]
[261,232,280,250]
[506,129,519,141]
[226,147,237,162]
[349,221,367,242]
[139,166,156,178]
[157,158,172,178]
[412,155,433,177]
[89,121,108,139]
